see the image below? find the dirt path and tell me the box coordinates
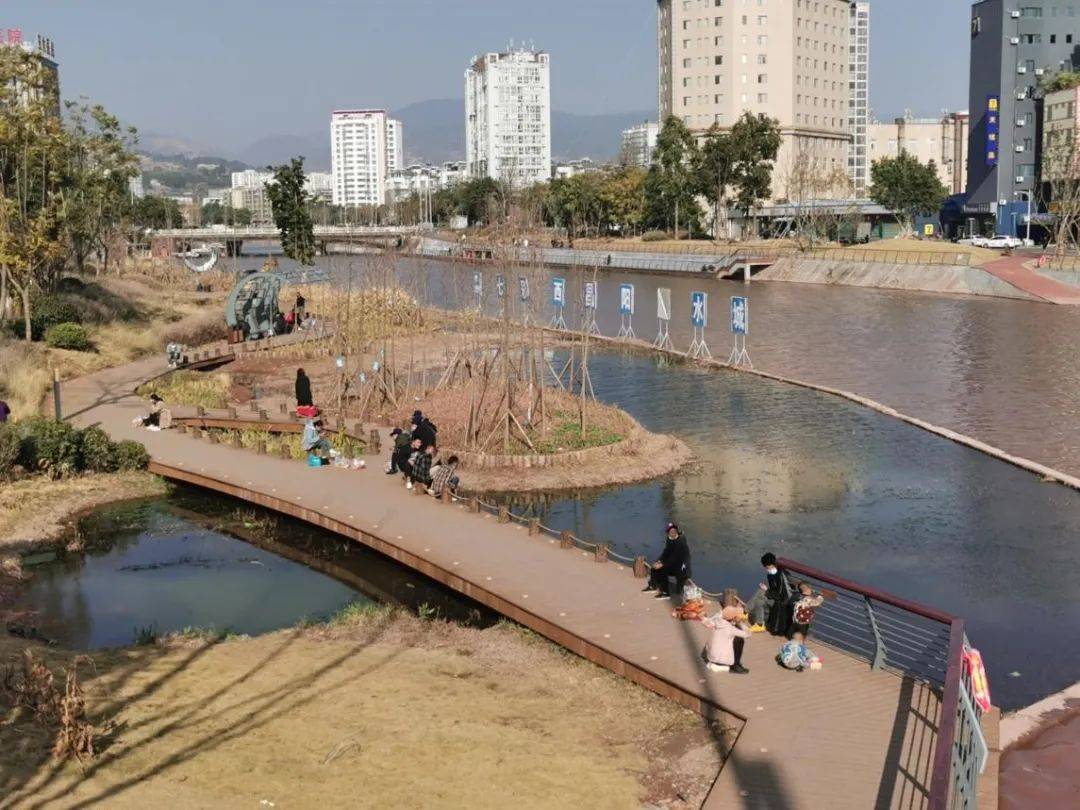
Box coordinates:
[1,611,722,809]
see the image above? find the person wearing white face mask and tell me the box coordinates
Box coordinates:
[746,552,794,636]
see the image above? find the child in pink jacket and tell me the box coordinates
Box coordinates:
[701,605,751,674]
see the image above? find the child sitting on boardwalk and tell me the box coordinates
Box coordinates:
[701,605,751,674]
[776,631,821,672]
[789,581,825,639]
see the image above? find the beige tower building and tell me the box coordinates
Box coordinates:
[867,112,970,196]
[657,0,853,201]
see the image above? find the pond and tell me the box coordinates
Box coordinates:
[494,352,1080,711]
[11,491,491,651]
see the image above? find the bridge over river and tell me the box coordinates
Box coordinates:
[62,337,997,809]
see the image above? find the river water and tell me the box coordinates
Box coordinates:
[227,249,1080,709]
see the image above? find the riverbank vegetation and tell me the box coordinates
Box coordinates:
[0,606,724,807]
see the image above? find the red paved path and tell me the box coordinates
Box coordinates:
[60,353,971,809]
[981,256,1080,305]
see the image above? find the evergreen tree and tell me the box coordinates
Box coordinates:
[266,157,316,265]
[869,152,949,235]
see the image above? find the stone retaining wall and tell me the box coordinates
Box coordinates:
[758,257,1040,301]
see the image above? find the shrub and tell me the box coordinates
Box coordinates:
[641,230,669,242]
[17,418,82,478]
[45,323,93,351]
[79,426,117,473]
[113,440,149,471]
[5,295,83,341]
[0,423,20,478]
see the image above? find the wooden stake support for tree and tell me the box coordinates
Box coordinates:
[497,505,510,523]
[560,530,574,550]
[594,545,609,563]
[528,517,540,536]
[633,556,649,579]
[469,497,481,513]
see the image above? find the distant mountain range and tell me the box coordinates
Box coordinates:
[228,100,657,170]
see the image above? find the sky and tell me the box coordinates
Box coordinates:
[8,0,972,154]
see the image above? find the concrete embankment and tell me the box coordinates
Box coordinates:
[756,256,1042,301]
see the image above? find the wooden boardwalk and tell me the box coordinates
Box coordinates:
[63,354,974,810]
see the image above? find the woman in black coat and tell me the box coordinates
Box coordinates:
[295,368,313,408]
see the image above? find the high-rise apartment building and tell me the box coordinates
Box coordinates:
[465,48,552,187]
[231,169,274,189]
[966,0,1080,233]
[386,118,404,172]
[657,0,854,201]
[1,30,60,116]
[621,121,661,167]
[331,110,390,207]
[868,112,970,196]
[848,2,870,196]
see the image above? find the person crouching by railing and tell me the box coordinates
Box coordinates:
[701,605,751,674]
[641,523,691,601]
[409,443,435,491]
[301,418,332,461]
[746,552,795,636]
[400,437,422,487]
[428,455,460,498]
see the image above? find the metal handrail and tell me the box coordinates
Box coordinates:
[778,558,984,810]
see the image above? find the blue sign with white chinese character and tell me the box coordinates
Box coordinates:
[552,277,566,305]
[495,274,506,298]
[619,284,634,315]
[691,291,707,328]
[473,271,482,297]
[519,276,530,302]
[730,296,748,335]
[985,95,1000,167]
[584,281,597,310]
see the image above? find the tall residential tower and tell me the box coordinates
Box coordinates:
[657,0,855,200]
[848,2,870,197]
[330,110,404,207]
[465,48,552,188]
[966,0,1080,233]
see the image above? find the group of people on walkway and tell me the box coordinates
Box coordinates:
[644,529,824,676]
[388,411,460,499]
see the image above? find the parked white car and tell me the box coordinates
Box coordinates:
[982,235,1024,249]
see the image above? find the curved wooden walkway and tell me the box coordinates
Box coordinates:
[62,353,979,810]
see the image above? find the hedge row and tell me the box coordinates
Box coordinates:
[0,419,149,479]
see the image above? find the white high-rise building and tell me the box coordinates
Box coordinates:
[620,121,660,167]
[465,48,552,188]
[848,2,871,197]
[231,169,273,189]
[386,119,404,172]
[330,109,392,207]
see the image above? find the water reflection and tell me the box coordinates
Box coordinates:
[497,353,1080,711]
[229,248,1080,477]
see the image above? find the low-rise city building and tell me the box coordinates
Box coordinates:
[1040,84,1080,201]
[304,171,334,200]
[230,184,274,225]
[553,158,598,179]
[231,169,273,189]
[868,112,970,196]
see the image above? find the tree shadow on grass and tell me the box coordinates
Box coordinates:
[3,611,400,809]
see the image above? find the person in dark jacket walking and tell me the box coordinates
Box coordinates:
[643,523,692,600]
[295,368,313,408]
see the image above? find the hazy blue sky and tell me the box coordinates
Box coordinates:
[10,0,971,152]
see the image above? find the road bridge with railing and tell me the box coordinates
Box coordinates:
[60,340,998,810]
[149,224,431,258]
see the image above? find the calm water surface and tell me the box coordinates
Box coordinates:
[13,501,361,649]
[228,248,1080,709]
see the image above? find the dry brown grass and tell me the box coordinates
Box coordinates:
[0,610,722,808]
[0,471,167,553]
[846,237,1001,266]
[389,383,631,455]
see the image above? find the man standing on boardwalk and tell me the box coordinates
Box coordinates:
[643,523,691,600]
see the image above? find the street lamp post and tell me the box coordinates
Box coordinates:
[1015,190,1032,245]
